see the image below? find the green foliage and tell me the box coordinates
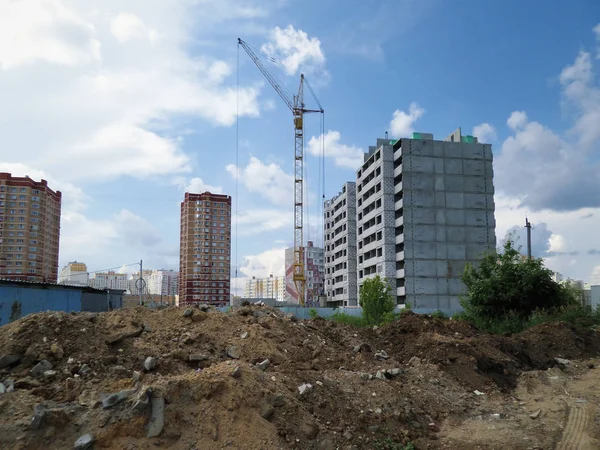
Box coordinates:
[461,239,578,323]
[331,312,368,327]
[308,308,318,319]
[359,275,396,326]
[373,438,415,450]
[431,309,447,319]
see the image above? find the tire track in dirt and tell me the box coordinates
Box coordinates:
[556,402,589,450]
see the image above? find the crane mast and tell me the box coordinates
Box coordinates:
[238,38,323,306]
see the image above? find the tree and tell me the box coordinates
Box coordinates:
[461,239,578,321]
[360,275,396,326]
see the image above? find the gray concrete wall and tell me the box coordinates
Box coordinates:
[399,137,496,310]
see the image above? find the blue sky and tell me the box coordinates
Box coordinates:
[0,0,599,290]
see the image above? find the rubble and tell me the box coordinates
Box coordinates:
[0,305,599,449]
[555,357,570,365]
[73,434,94,450]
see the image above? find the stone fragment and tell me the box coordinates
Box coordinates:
[389,368,402,377]
[143,323,152,333]
[105,328,143,345]
[360,373,373,381]
[375,371,386,380]
[260,403,275,420]
[147,396,165,438]
[555,357,570,366]
[133,371,144,382]
[31,360,53,377]
[0,383,5,394]
[298,383,313,396]
[78,364,92,375]
[301,422,320,439]
[183,308,193,317]
[343,431,353,440]
[352,345,361,353]
[374,350,389,360]
[101,389,137,409]
[227,346,240,359]
[0,354,22,368]
[256,359,270,371]
[199,304,210,312]
[530,409,541,419]
[268,393,285,407]
[241,332,249,339]
[50,344,64,360]
[44,370,57,378]
[73,434,95,450]
[231,366,242,378]
[144,357,157,371]
[189,354,209,362]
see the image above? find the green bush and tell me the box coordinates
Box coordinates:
[308,308,318,319]
[331,312,368,327]
[360,275,396,326]
[431,310,447,319]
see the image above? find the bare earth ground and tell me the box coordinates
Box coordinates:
[0,305,599,449]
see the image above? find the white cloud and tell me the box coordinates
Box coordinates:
[240,247,286,278]
[389,102,424,137]
[233,208,292,236]
[595,23,600,58]
[226,156,293,206]
[261,25,326,76]
[0,0,101,70]
[307,130,363,169]
[506,111,528,130]
[548,234,567,252]
[472,123,497,143]
[110,12,159,43]
[186,177,223,194]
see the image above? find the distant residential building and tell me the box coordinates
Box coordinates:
[356,129,496,310]
[179,192,232,306]
[551,271,564,283]
[89,271,128,291]
[128,270,152,295]
[58,261,89,286]
[284,241,324,306]
[324,182,358,307]
[147,269,179,296]
[0,173,62,283]
[244,275,285,302]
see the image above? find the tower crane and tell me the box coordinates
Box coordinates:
[238,38,324,306]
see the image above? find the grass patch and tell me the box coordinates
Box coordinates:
[331,312,369,327]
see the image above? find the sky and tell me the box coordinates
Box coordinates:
[1,0,599,292]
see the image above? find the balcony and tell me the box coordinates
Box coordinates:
[395,233,404,245]
[396,286,406,297]
[395,216,403,227]
[394,164,402,178]
[396,250,404,261]
[396,269,405,278]
[394,148,402,161]
[394,181,403,194]
[395,198,403,210]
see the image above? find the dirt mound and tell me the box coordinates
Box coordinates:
[1,306,599,449]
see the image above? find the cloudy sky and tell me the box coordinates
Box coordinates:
[1,0,599,291]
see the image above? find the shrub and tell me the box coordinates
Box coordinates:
[331,312,368,327]
[308,308,318,319]
[360,275,396,326]
[431,310,447,319]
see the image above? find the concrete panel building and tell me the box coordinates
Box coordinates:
[179,192,231,306]
[147,269,179,296]
[284,241,324,306]
[58,261,89,286]
[89,271,129,291]
[324,182,358,306]
[244,275,285,302]
[356,129,496,310]
[0,173,62,283]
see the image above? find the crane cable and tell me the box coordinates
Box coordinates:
[235,41,240,297]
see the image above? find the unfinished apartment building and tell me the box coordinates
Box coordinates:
[324,182,357,306]
[356,129,496,311]
[179,192,231,306]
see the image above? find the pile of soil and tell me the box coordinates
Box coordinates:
[0,306,599,450]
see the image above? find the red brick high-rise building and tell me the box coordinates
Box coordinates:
[0,173,62,283]
[179,192,231,306]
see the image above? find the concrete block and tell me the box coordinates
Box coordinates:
[465,211,486,226]
[445,158,463,174]
[435,209,446,225]
[447,243,466,260]
[483,145,493,160]
[467,244,488,260]
[413,242,437,259]
[433,142,444,157]
[436,261,449,277]
[448,278,466,295]
[437,278,449,295]
[462,144,485,159]
[411,156,435,173]
[436,226,446,242]
[465,227,488,243]
[436,242,448,259]
[447,227,466,242]
[435,191,446,207]
[448,261,467,277]
[464,177,486,192]
[411,295,440,309]
[413,260,437,277]
[413,277,439,295]
[448,296,463,311]
[463,159,484,176]
[434,175,445,190]
[410,208,436,225]
[411,191,435,208]
[412,225,436,241]
[464,193,486,209]
[446,209,465,226]
[446,192,465,209]
[434,157,444,173]
[445,175,464,192]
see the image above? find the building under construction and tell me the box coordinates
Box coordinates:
[284,241,324,306]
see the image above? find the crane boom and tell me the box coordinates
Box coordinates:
[238,38,323,306]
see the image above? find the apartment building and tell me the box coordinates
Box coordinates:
[284,241,324,306]
[356,129,496,310]
[147,269,179,296]
[89,271,128,290]
[128,269,153,295]
[324,182,358,306]
[244,275,286,302]
[0,173,62,283]
[58,261,89,286]
[179,192,231,306]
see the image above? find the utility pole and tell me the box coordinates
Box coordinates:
[139,260,143,305]
[525,218,532,260]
